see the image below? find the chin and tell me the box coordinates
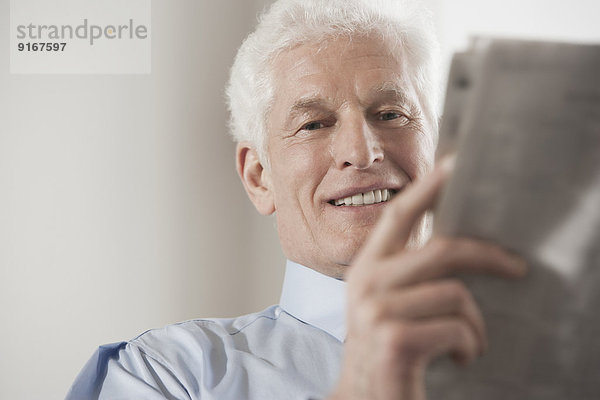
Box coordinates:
[330,239,366,267]
[332,213,431,265]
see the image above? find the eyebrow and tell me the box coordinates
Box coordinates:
[367,81,415,108]
[288,97,331,117]
[284,96,333,127]
[284,82,418,126]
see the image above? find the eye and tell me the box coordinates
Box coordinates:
[379,111,402,121]
[301,121,325,131]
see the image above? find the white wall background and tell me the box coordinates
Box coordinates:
[0,1,598,399]
[0,1,282,398]
[426,0,600,91]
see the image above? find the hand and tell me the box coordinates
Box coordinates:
[328,158,527,400]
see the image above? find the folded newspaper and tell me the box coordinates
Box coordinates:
[427,38,600,399]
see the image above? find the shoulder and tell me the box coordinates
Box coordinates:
[129,305,282,360]
[67,305,342,399]
[66,306,284,399]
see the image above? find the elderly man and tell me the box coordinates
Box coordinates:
[67,0,526,399]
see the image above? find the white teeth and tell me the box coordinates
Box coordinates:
[363,190,375,205]
[374,189,382,203]
[332,189,395,206]
[352,193,363,205]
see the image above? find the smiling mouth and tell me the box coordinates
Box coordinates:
[328,189,398,206]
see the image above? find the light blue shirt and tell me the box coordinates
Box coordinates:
[66,261,347,399]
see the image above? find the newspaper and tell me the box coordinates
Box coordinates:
[427,38,600,399]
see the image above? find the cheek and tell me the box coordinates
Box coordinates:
[269,140,331,205]
[412,142,435,178]
[388,132,435,180]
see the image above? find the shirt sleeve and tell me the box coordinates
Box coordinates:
[65,342,192,400]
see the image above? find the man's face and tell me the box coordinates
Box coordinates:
[264,36,435,278]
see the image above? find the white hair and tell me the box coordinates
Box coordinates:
[226,0,440,163]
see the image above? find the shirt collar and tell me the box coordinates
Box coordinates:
[279,260,347,342]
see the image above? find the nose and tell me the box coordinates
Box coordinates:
[331,113,384,170]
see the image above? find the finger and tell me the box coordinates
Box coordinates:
[365,279,487,352]
[378,237,528,288]
[416,318,482,366]
[380,317,481,369]
[363,155,455,259]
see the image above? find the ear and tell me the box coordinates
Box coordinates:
[236,142,275,215]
